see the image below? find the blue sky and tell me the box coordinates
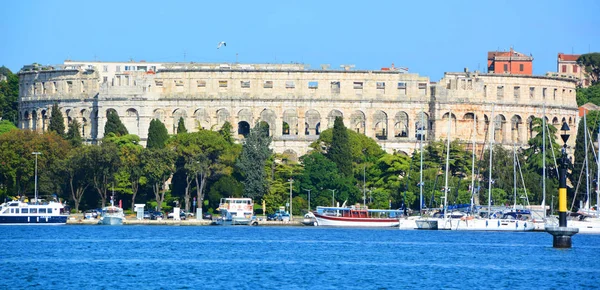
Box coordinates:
[1,0,598,81]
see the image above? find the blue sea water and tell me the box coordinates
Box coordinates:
[0,225,598,290]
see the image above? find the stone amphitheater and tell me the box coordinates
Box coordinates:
[17,60,578,160]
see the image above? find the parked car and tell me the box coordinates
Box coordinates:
[167,211,186,220]
[151,211,164,220]
[267,210,290,221]
[202,213,213,220]
[143,211,152,219]
[84,209,101,219]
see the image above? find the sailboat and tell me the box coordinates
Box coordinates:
[445,105,534,231]
[415,111,439,230]
[565,113,600,233]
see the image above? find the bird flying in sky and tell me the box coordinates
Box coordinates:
[217,41,226,49]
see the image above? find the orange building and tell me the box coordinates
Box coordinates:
[487,48,533,75]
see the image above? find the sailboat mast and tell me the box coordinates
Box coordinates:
[542,106,546,218]
[488,105,495,219]
[585,112,590,210]
[443,111,452,221]
[597,124,600,214]
[513,143,517,210]
[419,111,424,214]
[471,116,476,214]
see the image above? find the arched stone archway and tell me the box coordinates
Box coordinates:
[394,111,409,138]
[259,109,277,137]
[511,115,523,143]
[125,108,140,136]
[283,109,298,135]
[153,109,166,124]
[216,108,230,128]
[350,110,365,134]
[373,110,388,140]
[327,110,343,129]
[194,108,210,131]
[441,112,457,138]
[494,114,507,143]
[305,109,321,135]
[415,112,429,140]
[238,121,250,138]
[172,109,187,134]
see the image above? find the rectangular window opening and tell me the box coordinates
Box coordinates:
[308,81,318,89]
[353,82,363,89]
[241,81,251,88]
[285,81,295,89]
[264,81,273,88]
[219,80,228,88]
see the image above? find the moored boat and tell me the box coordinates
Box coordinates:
[217,198,256,225]
[0,199,69,224]
[312,206,401,227]
[99,206,125,225]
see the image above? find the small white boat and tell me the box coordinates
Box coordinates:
[0,199,69,224]
[217,198,255,225]
[415,218,439,230]
[99,206,125,225]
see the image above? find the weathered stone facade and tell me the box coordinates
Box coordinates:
[18,61,579,159]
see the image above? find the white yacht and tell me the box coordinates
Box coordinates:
[0,199,69,224]
[99,206,125,225]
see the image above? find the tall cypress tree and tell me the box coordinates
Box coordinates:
[176,117,187,134]
[147,119,169,149]
[328,116,352,177]
[66,119,83,147]
[48,103,65,136]
[237,122,272,199]
[219,121,234,144]
[104,110,128,137]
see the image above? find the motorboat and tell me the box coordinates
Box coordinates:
[217,198,255,225]
[0,199,69,224]
[99,206,125,225]
[312,205,402,227]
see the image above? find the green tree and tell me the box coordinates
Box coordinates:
[577,53,600,85]
[141,148,176,212]
[0,67,19,124]
[0,120,17,135]
[65,119,83,147]
[147,119,169,149]
[169,130,237,212]
[219,121,234,144]
[0,130,70,200]
[57,147,92,212]
[237,122,272,199]
[176,117,187,134]
[48,103,65,137]
[88,142,121,207]
[104,110,128,137]
[327,117,352,176]
[576,85,600,106]
[104,134,145,211]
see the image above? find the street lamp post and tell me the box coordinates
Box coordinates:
[329,189,336,207]
[546,122,578,248]
[32,152,41,205]
[303,188,311,211]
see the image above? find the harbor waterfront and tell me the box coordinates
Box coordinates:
[1,225,599,289]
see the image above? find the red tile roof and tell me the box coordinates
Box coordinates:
[558,53,580,62]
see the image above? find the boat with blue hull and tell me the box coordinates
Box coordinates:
[0,199,69,224]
